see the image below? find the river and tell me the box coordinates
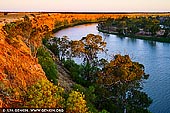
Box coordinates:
[55,23,170,113]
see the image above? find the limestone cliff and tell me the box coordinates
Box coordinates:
[0,30,46,88]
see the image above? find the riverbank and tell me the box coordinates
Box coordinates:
[52,21,99,33]
[98,28,170,43]
[53,22,170,43]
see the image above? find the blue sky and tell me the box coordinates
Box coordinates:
[0,0,169,12]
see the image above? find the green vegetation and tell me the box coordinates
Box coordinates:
[72,84,98,112]
[24,80,64,108]
[96,54,152,113]
[37,47,58,85]
[66,90,88,113]
[23,80,89,112]
[98,16,170,43]
[62,59,87,85]
[45,33,152,113]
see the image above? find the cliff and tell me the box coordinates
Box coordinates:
[0,12,119,89]
[0,12,167,108]
[0,24,47,107]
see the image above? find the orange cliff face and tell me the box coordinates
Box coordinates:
[0,14,50,108]
[0,28,47,90]
[0,13,73,90]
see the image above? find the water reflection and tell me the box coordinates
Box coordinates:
[127,37,137,44]
[101,32,110,38]
[144,40,157,47]
[163,42,170,47]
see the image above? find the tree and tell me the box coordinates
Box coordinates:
[47,36,71,61]
[80,34,106,82]
[70,40,85,58]
[61,34,107,83]
[57,36,70,61]
[105,18,113,31]
[150,25,160,36]
[80,34,106,64]
[128,24,139,35]
[96,54,152,113]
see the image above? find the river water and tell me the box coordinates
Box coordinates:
[55,23,170,113]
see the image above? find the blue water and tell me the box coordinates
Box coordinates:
[55,23,170,113]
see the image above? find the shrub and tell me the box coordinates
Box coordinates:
[63,60,85,85]
[72,84,98,113]
[24,80,90,112]
[24,80,65,108]
[3,22,17,38]
[66,91,88,113]
[99,110,110,113]
[37,47,58,84]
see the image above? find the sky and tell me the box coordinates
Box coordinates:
[0,0,169,12]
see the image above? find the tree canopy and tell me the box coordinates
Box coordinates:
[45,33,152,113]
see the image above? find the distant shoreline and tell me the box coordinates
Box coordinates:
[52,22,98,33]
[98,28,170,43]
